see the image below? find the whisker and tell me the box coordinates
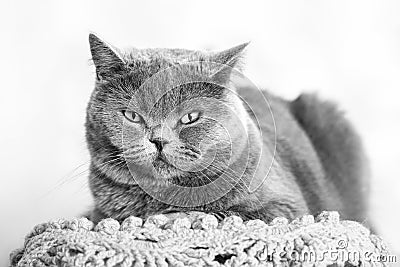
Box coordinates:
[194,162,249,200]
[39,150,124,199]
[198,165,248,199]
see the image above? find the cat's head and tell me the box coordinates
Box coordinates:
[86,34,251,189]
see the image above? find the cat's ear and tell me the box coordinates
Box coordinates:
[89,33,126,81]
[209,42,249,84]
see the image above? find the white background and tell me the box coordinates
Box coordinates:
[0,0,399,264]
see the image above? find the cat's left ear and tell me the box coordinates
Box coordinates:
[89,33,126,81]
[209,42,249,84]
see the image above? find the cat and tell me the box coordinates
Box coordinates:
[86,33,370,226]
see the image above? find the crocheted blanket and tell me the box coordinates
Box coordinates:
[10,211,390,267]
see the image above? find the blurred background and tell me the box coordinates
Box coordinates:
[0,0,399,265]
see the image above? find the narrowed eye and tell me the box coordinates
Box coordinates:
[122,110,143,123]
[180,111,200,125]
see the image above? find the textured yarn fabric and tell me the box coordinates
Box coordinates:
[10,211,390,266]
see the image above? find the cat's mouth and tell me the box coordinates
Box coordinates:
[152,153,178,175]
[153,153,170,166]
[156,153,169,163]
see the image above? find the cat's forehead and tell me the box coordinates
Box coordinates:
[117,48,205,88]
[101,48,226,120]
[128,79,225,121]
[123,47,202,67]
[118,48,215,108]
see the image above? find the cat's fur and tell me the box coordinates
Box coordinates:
[86,34,370,225]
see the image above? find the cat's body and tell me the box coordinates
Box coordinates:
[86,34,369,225]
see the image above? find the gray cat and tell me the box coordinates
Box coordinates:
[86,34,370,225]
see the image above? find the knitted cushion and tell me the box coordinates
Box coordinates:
[10,211,390,266]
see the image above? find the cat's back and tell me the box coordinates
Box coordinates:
[236,84,369,222]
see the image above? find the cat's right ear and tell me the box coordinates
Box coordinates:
[89,33,125,81]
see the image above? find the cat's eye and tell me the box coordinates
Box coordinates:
[180,111,200,125]
[122,110,143,123]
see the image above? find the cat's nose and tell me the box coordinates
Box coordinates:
[149,137,169,151]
